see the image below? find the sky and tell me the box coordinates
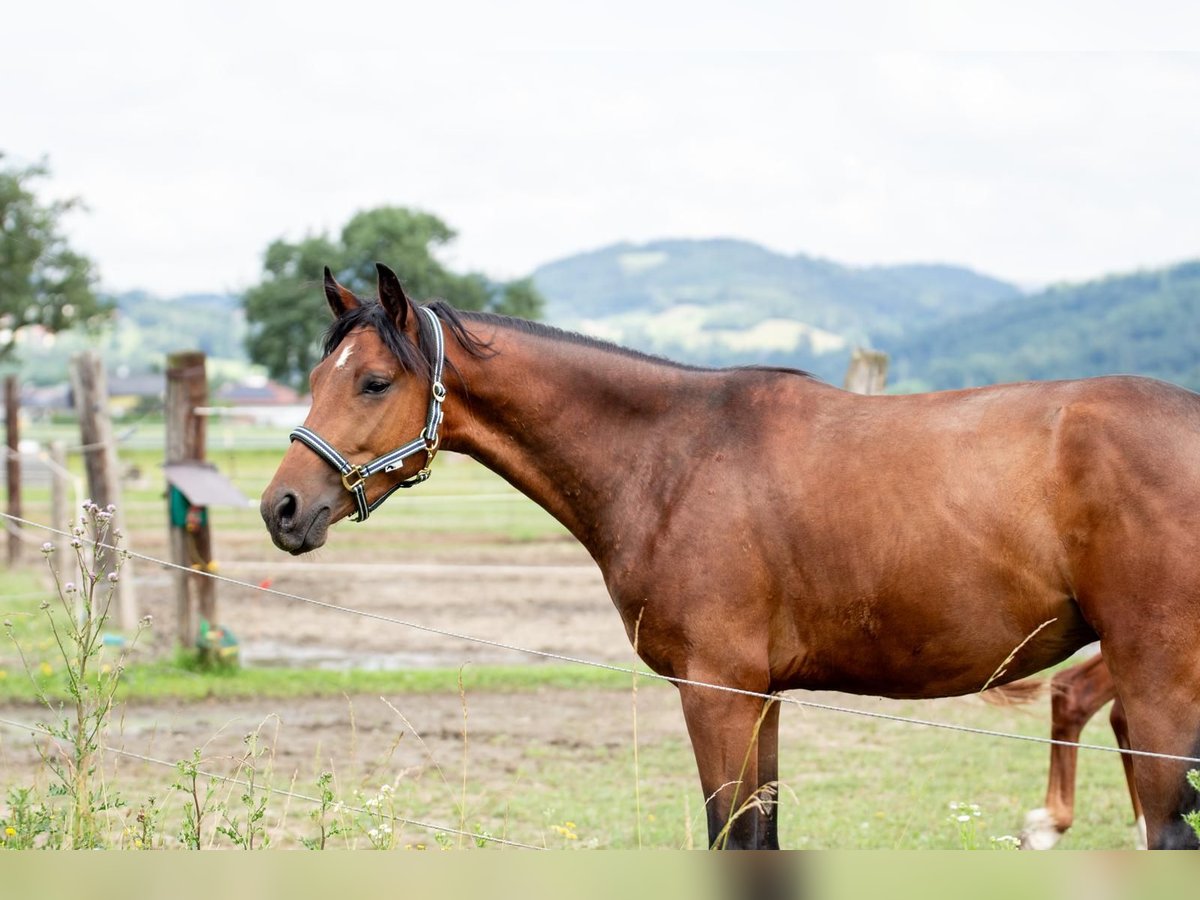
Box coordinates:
[4,2,1200,296]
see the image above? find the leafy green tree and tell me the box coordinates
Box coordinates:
[0,155,108,360]
[243,207,544,389]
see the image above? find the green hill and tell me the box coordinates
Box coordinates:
[885,260,1200,393]
[15,291,249,386]
[532,238,1018,382]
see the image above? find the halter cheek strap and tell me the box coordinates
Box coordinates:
[289,305,447,523]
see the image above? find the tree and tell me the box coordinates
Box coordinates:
[243,207,545,390]
[0,155,108,360]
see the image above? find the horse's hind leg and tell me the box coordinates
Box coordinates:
[1021,653,1116,849]
[1109,696,1147,848]
[678,681,778,849]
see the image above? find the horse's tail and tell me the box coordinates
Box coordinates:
[980,677,1046,706]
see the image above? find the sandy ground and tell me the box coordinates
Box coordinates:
[0,529,686,847]
[128,531,632,669]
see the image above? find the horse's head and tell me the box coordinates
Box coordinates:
[261,263,442,554]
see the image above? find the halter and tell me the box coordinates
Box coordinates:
[289,305,447,522]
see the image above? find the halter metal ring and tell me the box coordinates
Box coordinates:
[341,465,367,492]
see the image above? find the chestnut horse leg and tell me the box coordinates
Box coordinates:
[757,699,782,850]
[1021,653,1116,849]
[679,683,777,849]
[1109,697,1147,849]
[1101,646,1200,849]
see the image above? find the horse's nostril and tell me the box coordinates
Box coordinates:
[276,491,298,523]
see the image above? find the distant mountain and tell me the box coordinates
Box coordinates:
[532,239,1019,382]
[884,260,1200,393]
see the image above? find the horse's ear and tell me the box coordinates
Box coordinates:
[323,266,360,318]
[376,262,413,330]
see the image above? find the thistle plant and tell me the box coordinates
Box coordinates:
[3,501,150,848]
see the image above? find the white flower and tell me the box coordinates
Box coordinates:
[956,814,971,823]
[41,542,55,554]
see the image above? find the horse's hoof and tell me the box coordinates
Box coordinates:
[1019,808,1062,850]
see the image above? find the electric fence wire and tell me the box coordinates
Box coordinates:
[3,509,1199,768]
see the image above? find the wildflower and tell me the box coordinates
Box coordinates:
[70,538,82,549]
[41,542,54,554]
[956,814,971,823]
[64,582,77,593]
[140,614,153,628]
[0,671,7,680]
[106,572,119,584]
[105,503,115,513]
[365,797,379,809]
[5,826,14,837]
[368,828,380,840]
[380,784,394,796]
[39,662,53,677]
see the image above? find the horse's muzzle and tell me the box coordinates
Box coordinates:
[260,487,331,555]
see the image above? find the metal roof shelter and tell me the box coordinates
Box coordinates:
[163,462,249,508]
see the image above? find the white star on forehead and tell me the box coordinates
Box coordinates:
[334,343,355,370]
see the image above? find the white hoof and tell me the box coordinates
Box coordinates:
[1020,808,1062,850]
[1135,815,1147,850]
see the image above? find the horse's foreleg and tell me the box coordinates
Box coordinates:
[1021,653,1116,850]
[1109,697,1147,848]
[678,682,778,850]
[758,699,782,850]
[1102,651,1200,849]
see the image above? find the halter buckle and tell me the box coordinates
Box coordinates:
[341,465,367,493]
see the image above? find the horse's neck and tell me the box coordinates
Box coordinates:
[440,324,690,549]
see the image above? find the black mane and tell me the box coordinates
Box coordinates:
[323,299,815,380]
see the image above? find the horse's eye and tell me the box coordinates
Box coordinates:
[363,380,391,395]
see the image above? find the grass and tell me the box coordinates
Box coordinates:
[0,658,645,704]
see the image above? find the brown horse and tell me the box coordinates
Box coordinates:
[1017,651,1145,849]
[261,264,1200,849]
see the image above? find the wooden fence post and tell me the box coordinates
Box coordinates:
[5,375,20,565]
[843,348,890,396]
[49,441,69,538]
[69,351,137,630]
[165,351,216,647]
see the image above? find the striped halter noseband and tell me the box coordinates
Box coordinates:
[289,305,446,522]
